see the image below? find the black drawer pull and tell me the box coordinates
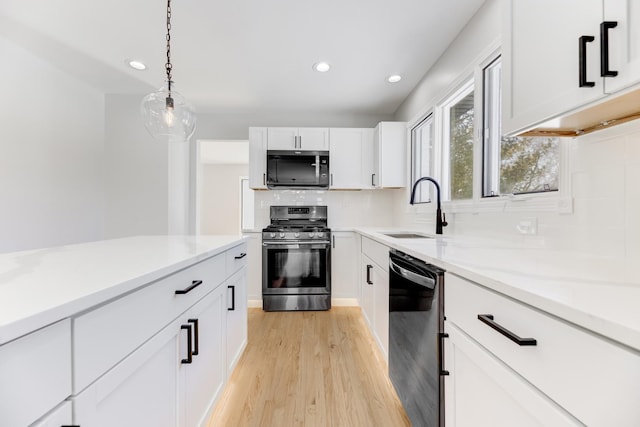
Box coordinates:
[234,252,247,260]
[439,332,450,376]
[181,324,193,364]
[188,318,199,356]
[478,314,537,346]
[228,285,236,311]
[366,265,373,285]
[600,21,618,77]
[579,35,596,87]
[175,280,202,295]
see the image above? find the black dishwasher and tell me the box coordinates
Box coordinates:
[389,249,446,427]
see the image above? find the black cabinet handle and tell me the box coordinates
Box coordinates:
[181,324,193,364]
[579,35,596,87]
[439,332,450,376]
[600,21,618,77]
[234,252,247,260]
[371,173,376,186]
[175,280,202,295]
[187,318,199,356]
[263,173,266,186]
[477,314,537,346]
[366,265,373,285]
[331,173,334,186]
[61,425,81,427]
[228,285,236,311]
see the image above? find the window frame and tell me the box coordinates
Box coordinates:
[405,43,571,216]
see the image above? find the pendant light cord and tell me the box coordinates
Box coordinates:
[165,0,172,92]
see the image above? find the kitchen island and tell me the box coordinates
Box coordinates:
[0,235,248,427]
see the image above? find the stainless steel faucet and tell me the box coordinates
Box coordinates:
[409,177,448,234]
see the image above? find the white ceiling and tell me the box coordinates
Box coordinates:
[0,0,485,116]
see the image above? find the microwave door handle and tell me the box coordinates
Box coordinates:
[315,155,320,179]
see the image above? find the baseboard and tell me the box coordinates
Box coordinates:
[248,299,262,308]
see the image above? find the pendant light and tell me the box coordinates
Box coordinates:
[141,0,196,143]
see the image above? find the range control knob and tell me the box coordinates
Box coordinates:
[308,232,315,238]
[294,232,300,238]
[270,232,276,238]
[317,232,324,238]
[279,232,285,238]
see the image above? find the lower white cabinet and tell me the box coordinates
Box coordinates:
[359,236,390,361]
[74,319,180,427]
[0,319,71,427]
[31,401,73,427]
[180,285,227,427]
[225,268,248,375]
[331,231,358,299]
[444,323,580,426]
[444,273,640,426]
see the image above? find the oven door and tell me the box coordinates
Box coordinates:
[262,241,331,295]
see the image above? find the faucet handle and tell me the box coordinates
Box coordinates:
[442,212,448,227]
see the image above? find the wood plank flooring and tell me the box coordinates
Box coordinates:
[207,307,410,427]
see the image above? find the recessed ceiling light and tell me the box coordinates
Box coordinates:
[313,62,331,73]
[387,75,402,83]
[127,60,147,71]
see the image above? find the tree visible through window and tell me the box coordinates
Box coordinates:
[448,90,474,200]
[499,137,559,194]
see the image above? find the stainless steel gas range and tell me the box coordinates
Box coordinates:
[262,206,331,311]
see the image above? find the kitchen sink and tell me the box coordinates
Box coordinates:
[382,233,433,239]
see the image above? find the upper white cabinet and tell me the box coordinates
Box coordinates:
[372,122,406,188]
[503,0,640,136]
[249,127,267,190]
[603,0,640,93]
[267,127,329,150]
[329,128,374,189]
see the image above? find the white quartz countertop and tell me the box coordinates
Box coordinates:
[356,228,640,352]
[0,235,247,345]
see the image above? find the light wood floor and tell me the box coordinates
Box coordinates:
[207,307,411,427]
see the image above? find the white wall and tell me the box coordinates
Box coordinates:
[103,94,169,238]
[200,164,248,234]
[0,34,105,252]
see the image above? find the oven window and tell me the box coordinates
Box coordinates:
[266,247,327,289]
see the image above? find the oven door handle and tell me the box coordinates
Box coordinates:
[263,241,330,248]
[389,259,435,290]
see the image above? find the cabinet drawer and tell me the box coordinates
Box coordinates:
[0,319,71,427]
[446,273,640,426]
[361,236,388,270]
[226,242,248,276]
[73,254,226,393]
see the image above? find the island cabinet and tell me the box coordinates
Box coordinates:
[359,236,390,360]
[503,0,640,136]
[71,241,248,427]
[0,319,71,427]
[444,273,640,426]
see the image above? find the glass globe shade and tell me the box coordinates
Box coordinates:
[141,82,196,143]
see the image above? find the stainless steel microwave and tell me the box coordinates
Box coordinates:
[266,150,330,189]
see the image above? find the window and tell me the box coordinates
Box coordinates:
[482,57,560,196]
[442,80,474,200]
[410,115,434,203]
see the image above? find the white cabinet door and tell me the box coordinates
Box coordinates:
[604,0,640,93]
[444,323,581,427]
[249,127,267,189]
[31,401,72,427]
[330,232,358,299]
[360,256,375,328]
[267,127,329,150]
[74,321,180,427]
[298,128,329,150]
[226,268,248,376]
[267,127,297,150]
[503,0,604,135]
[180,286,226,427]
[371,262,389,360]
[329,128,373,189]
[361,129,375,189]
[373,122,406,188]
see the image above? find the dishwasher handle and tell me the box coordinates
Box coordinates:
[389,258,436,290]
